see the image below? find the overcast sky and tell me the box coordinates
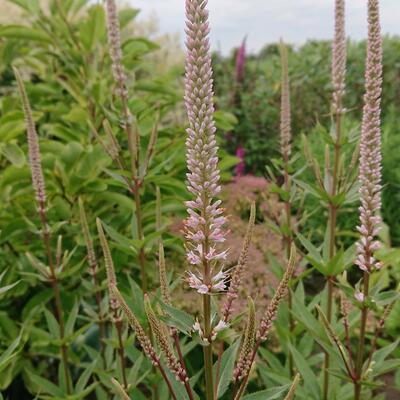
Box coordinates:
[129,0,400,54]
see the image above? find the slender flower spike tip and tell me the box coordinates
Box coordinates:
[105,0,127,97]
[184,0,228,294]
[279,40,292,162]
[233,297,256,382]
[331,0,347,114]
[96,218,119,311]
[144,295,189,383]
[235,37,246,82]
[257,244,296,341]
[355,0,383,273]
[13,68,46,211]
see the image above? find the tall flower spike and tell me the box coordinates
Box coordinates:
[105,0,127,97]
[222,202,256,322]
[257,244,296,341]
[13,68,46,209]
[233,297,256,382]
[105,0,138,177]
[279,40,291,162]
[331,0,347,114]
[184,0,228,292]
[144,295,189,383]
[355,0,383,273]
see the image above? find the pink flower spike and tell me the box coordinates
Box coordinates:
[355,0,383,273]
[184,0,229,297]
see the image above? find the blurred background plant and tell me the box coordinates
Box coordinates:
[213,37,400,248]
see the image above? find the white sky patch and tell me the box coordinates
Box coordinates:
[128,0,400,54]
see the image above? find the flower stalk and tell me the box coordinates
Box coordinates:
[156,191,193,398]
[14,67,71,394]
[105,0,148,292]
[279,38,295,375]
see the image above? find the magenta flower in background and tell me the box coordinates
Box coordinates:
[235,37,247,82]
[235,145,246,177]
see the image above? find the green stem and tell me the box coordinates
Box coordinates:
[283,161,295,376]
[214,341,224,398]
[203,294,214,400]
[91,267,107,368]
[354,273,370,400]
[323,107,342,399]
[39,205,71,394]
[157,364,178,400]
[113,313,128,389]
[133,184,147,292]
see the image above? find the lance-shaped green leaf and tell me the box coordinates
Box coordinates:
[140,112,159,178]
[242,384,291,400]
[316,305,353,378]
[158,242,171,307]
[156,186,162,231]
[79,198,97,271]
[288,343,320,400]
[213,340,240,398]
[296,232,326,274]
